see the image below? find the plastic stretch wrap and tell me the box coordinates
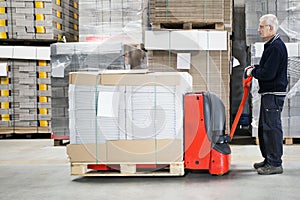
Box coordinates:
[78,0,143,43]
[67,72,192,164]
[245,0,300,45]
[250,43,300,137]
[0,0,78,41]
[50,41,146,137]
[50,42,125,78]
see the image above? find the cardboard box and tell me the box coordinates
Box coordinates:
[145,30,228,51]
[0,46,50,60]
[67,139,183,163]
[69,71,191,87]
[67,144,107,162]
[68,71,191,144]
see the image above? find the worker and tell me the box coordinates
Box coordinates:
[245,14,288,175]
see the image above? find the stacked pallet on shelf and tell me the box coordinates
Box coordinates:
[245,0,300,46]
[0,46,51,135]
[145,0,233,134]
[250,43,300,143]
[0,62,10,133]
[0,0,79,136]
[0,0,78,41]
[78,0,143,43]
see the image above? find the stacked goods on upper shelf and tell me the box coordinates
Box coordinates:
[245,0,300,46]
[149,0,232,31]
[78,0,143,43]
[250,43,300,138]
[0,0,78,42]
[0,46,51,134]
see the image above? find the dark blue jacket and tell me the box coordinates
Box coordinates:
[252,35,288,94]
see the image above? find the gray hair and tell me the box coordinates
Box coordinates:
[260,14,279,32]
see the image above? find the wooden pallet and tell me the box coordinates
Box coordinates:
[149,0,225,25]
[255,137,300,145]
[284,137,300,145]
[0,133,13,139]
[70,162,185,177]
[0,127,50,134]
[151,22,224,30]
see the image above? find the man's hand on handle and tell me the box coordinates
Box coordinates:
[244,66,255,77]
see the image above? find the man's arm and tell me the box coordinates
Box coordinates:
[252,47,282,81]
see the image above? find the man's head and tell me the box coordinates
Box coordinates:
[258,14,278,41]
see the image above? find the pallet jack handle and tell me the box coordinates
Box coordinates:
[229,72,253,139]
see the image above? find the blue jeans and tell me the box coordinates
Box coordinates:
[258,94,285,167]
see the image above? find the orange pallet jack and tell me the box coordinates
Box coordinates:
[184,74,253,175]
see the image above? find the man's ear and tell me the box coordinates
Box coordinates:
[269,25,273,31]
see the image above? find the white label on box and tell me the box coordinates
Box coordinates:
[0,62,7,76]
[145,31,170,50]
[171,31,206,50]
[13,46,37,60]
[177,53,191,69]
[0,46,13,58]
[286,43,299,57]
[145,30,227,50]
[36,47,50,60]
[208,31,227,50]
[97,91,119,117]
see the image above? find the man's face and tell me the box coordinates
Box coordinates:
[258,20,274,41]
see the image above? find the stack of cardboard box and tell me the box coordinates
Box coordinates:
[67,71,192,163]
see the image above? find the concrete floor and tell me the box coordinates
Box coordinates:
[1,139,300,200]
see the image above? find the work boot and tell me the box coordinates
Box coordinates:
[253,161,265,169]
[257,164,283,175]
